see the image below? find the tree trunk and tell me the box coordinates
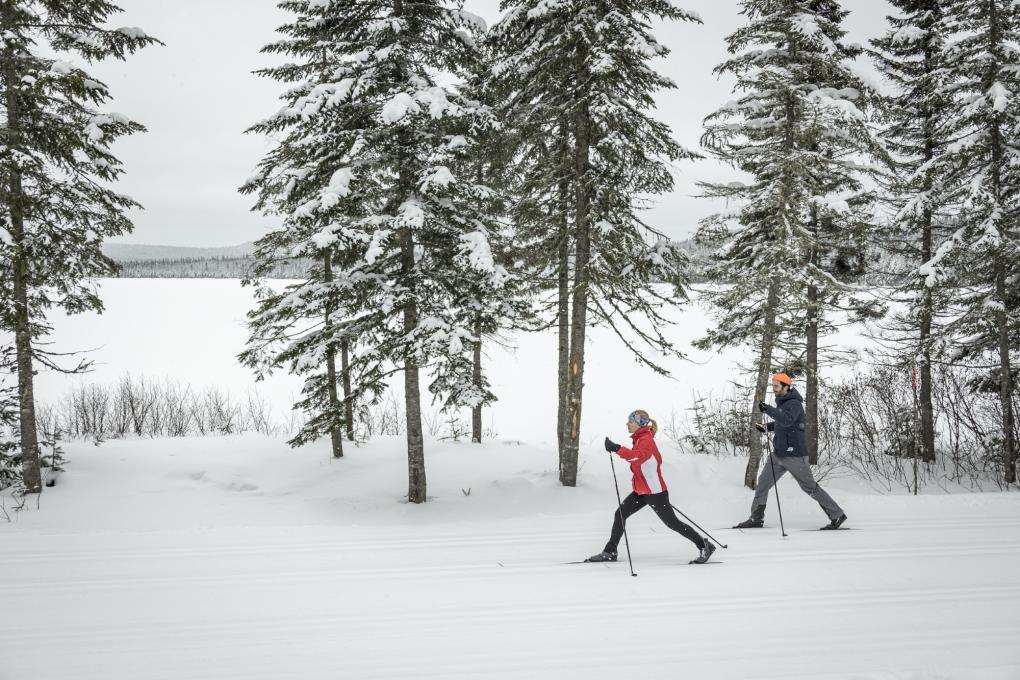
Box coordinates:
[805,211,819,465]
[915,28,938,464]
[985,2,1016,483]
[340,337,354,441]
[471,312,482,443]
[391,0,424,501]
[3,49,42,494]
[556,178,571,466]
[747,279,780,489]
[805,285,818,465]
[322,250,344,459]
[996,266,1016,484]
[918,206,936,463]
[561,44,591,488]
[472,161,488,445]
[751,67,797,486]
[988,108,1015,483]
[401,226,426,502]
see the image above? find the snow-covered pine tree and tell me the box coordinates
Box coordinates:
[0,1,158,493]
[932,0,1020,483]
[241,4,411,459]
[246,0,506,503]
[486,12,573,466]
[491,0,700,486]
[869,0,957,463]
[424,221,522,443]
[698,0,887,485]
[238,236,386,459]
[425,34,536,444]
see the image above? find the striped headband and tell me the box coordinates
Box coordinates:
[628,411,651,427]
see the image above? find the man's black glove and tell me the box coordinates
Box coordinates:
[604,437,621,453]
[757,401,769,413]
[754,422,766,432]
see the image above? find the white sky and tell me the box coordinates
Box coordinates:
[93,0,890,248]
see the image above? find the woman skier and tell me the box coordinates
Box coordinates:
[587,409,716,564]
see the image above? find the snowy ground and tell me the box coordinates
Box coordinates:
[3,279,1019,679]
[2,433,1019,680]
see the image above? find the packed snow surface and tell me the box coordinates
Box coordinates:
[2,434,1019,680]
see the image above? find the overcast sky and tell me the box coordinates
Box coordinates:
[92,0,891,248]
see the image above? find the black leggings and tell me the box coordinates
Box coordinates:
[606,491,704,552]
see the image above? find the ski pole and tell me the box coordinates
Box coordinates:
[669,504,727,548]
[607,452,637,577]
[761,413,787,537]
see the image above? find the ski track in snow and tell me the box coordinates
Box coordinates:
[3,509,1019,680]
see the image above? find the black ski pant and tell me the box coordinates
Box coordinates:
[606,490,705,553]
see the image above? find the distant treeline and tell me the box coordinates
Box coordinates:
[107,247,905,285]
[111,256,312,279]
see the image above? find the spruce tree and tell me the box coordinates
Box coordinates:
[485,14,573,464]
[246,0,507,502]
[0,1,158,493]
[491,0,700,486]
[934,0,1020,483]
[698,0,887,485]
[869,0,956,463]
[239,238,386,458]
[426,38,536,444]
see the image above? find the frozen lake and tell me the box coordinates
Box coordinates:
[32,278,769,446]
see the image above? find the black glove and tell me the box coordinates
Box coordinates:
[757,401,769,413]
[604,437,621,453]
[754,422,766,432]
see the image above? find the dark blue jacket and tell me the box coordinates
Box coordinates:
[764,388,808,458]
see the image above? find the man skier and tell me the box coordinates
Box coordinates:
[733,373,848,530]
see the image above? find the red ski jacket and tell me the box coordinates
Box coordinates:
[614,426,667,495]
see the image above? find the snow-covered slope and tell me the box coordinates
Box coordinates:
[2,433,1018,680]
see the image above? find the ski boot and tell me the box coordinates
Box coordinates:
[584,550,618,563]
[733,506,765,529]
[690,541,716,564]
[820,513,848,530]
